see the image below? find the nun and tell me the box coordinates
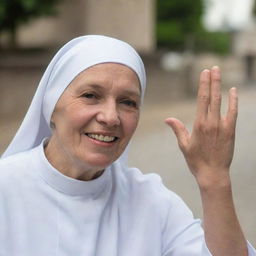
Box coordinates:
[0,35,255,256]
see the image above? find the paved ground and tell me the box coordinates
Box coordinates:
[0,55,255,246]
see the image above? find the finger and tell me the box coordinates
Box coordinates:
[226,87,238,128]
[196,69,210,121]
[209,66,221,121]
[165,118,190,150]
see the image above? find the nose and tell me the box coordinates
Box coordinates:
[96,101,121,127]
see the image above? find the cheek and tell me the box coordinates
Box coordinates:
[52,110,86,138]
[122,113,139,138]
[66,107,94,126]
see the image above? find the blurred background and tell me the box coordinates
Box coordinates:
[0,0,256,246]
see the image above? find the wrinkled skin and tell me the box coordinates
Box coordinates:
[165,66,237,187]
[166,66,248,256]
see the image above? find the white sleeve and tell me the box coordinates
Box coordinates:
[247,242,256,256]
[201,240,256,256]
[162,193,256,256]
[161,193,207,256]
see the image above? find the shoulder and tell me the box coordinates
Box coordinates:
[113,162,184,211]
[112,163,195,234]
[0,147,38,181]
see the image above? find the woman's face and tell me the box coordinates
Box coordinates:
[46,63,141,178]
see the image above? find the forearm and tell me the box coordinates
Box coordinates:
[198,171,248,256]
[166,67,251,255]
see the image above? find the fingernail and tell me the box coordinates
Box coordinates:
[202,69,210,73]
[212,65,219,70]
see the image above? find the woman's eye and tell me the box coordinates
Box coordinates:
[121,99,138,108]
[82,93,96,99]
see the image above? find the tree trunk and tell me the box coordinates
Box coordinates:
[9,23,18,50]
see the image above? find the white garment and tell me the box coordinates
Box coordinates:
[0,141,255,256]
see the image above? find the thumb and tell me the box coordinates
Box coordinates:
[165,118,189,150]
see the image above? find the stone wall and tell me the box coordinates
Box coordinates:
[4,0,155,53]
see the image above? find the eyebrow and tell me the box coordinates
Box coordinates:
[120,88,141,98]
[78,83,141,98]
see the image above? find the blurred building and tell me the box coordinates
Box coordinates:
[15,0,155,53]
[233,20,256,82]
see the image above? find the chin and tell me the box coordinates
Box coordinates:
[80,154,117,170]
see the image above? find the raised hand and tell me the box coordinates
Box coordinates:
[165,66,238,187]
[166,67,249,255]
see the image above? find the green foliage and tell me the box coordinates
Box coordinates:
[253,0,256,16]
[0,0,60,48]
[157,0,203,50]
[157,21,184,50]
[195,30,231,55]
[156,0,230,54]
[157,0,203,34]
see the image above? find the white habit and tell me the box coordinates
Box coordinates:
[0,141,256,255]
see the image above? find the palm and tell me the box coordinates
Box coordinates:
[166,67,237,183]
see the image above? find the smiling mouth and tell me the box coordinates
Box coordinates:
[85,133,118,143]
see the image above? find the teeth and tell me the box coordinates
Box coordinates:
[87,133,116,142]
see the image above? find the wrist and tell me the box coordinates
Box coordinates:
[195,169,232,191]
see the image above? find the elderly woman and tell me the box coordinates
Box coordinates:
[0,35,255,256]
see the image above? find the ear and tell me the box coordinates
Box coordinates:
[50,113,56,129]
[50,120,56,129]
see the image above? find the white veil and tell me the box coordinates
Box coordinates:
[1,35,146,162]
